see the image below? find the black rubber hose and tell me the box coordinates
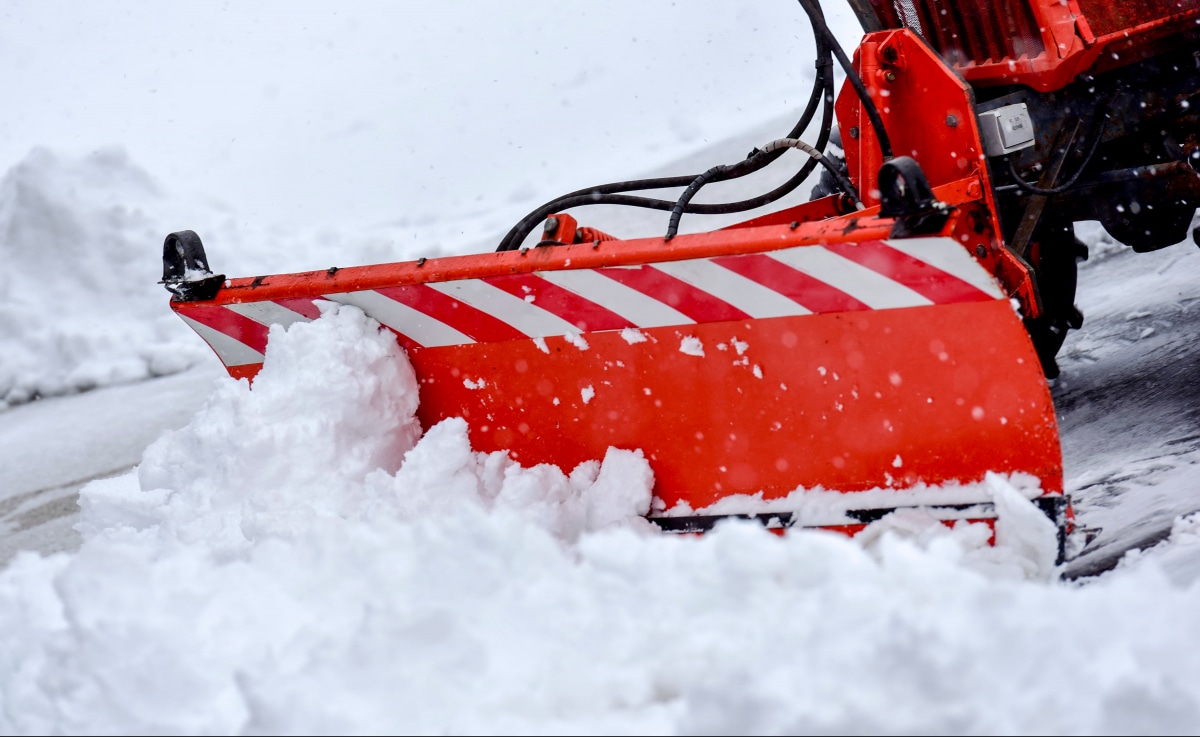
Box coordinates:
[493,77,832,250]
[763,137,861,205]
[492,28,830,250]
[665,164,735,241]
[796,0,893,161]
[694,56,836,215]
[495,95,832,251]
[666,133,857,239]
[494,2,838,252]
[661,62,838,240]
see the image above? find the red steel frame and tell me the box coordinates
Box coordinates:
[867,0,1200,92]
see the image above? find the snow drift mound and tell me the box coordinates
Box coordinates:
[0,147,209,407]
[2,304,1199,735]
[76,302,658,555]
[0,146,520,410]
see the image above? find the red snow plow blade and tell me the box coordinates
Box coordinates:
[161,22,1071,550]
[164,203,1061,532]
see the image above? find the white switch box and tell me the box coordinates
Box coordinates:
[978,103,1036,157]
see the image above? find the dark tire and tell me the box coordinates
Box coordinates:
[1024,221,1088,379]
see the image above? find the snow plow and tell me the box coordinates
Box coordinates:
[161,0,1199,560]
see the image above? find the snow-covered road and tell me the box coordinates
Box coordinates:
[0,364,219,564]
[1055,225,1200,578]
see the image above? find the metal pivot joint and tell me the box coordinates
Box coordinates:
[160,230,225,302]
[877,156,952,237]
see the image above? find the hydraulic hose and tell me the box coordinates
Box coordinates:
[495,50,832,251]
[495,0,844,252]
[665,136,861,239]
[795,0,893,162]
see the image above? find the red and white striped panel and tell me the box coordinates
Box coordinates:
[176,237,1004,367]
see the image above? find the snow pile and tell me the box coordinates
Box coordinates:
[77,303,655,555]
[2,306,1200,734]
[0,148,209,407]
[0,147,458,410]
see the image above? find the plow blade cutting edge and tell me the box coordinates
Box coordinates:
[166,215,1063,541]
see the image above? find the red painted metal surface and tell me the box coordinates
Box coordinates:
[836,30,992,209]
[833,30,1042,319]
[867,0,1200,91]
[407,298,1059,510]
[172,209,1063,517]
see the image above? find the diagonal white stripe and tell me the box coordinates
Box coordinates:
[226,301,315,329]
[178,314,265,367]
[768,246,933,309]
[537,268,694,327]
[325,291,474,347]
[882,237,1005,298]
[427,279,579,337]
[653,259,812,318]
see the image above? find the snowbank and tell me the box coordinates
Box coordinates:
[0,147,475,409]
[2,305,1198,735]
[0,148,209,406]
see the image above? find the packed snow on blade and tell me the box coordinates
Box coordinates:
[160,0,1200,562]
